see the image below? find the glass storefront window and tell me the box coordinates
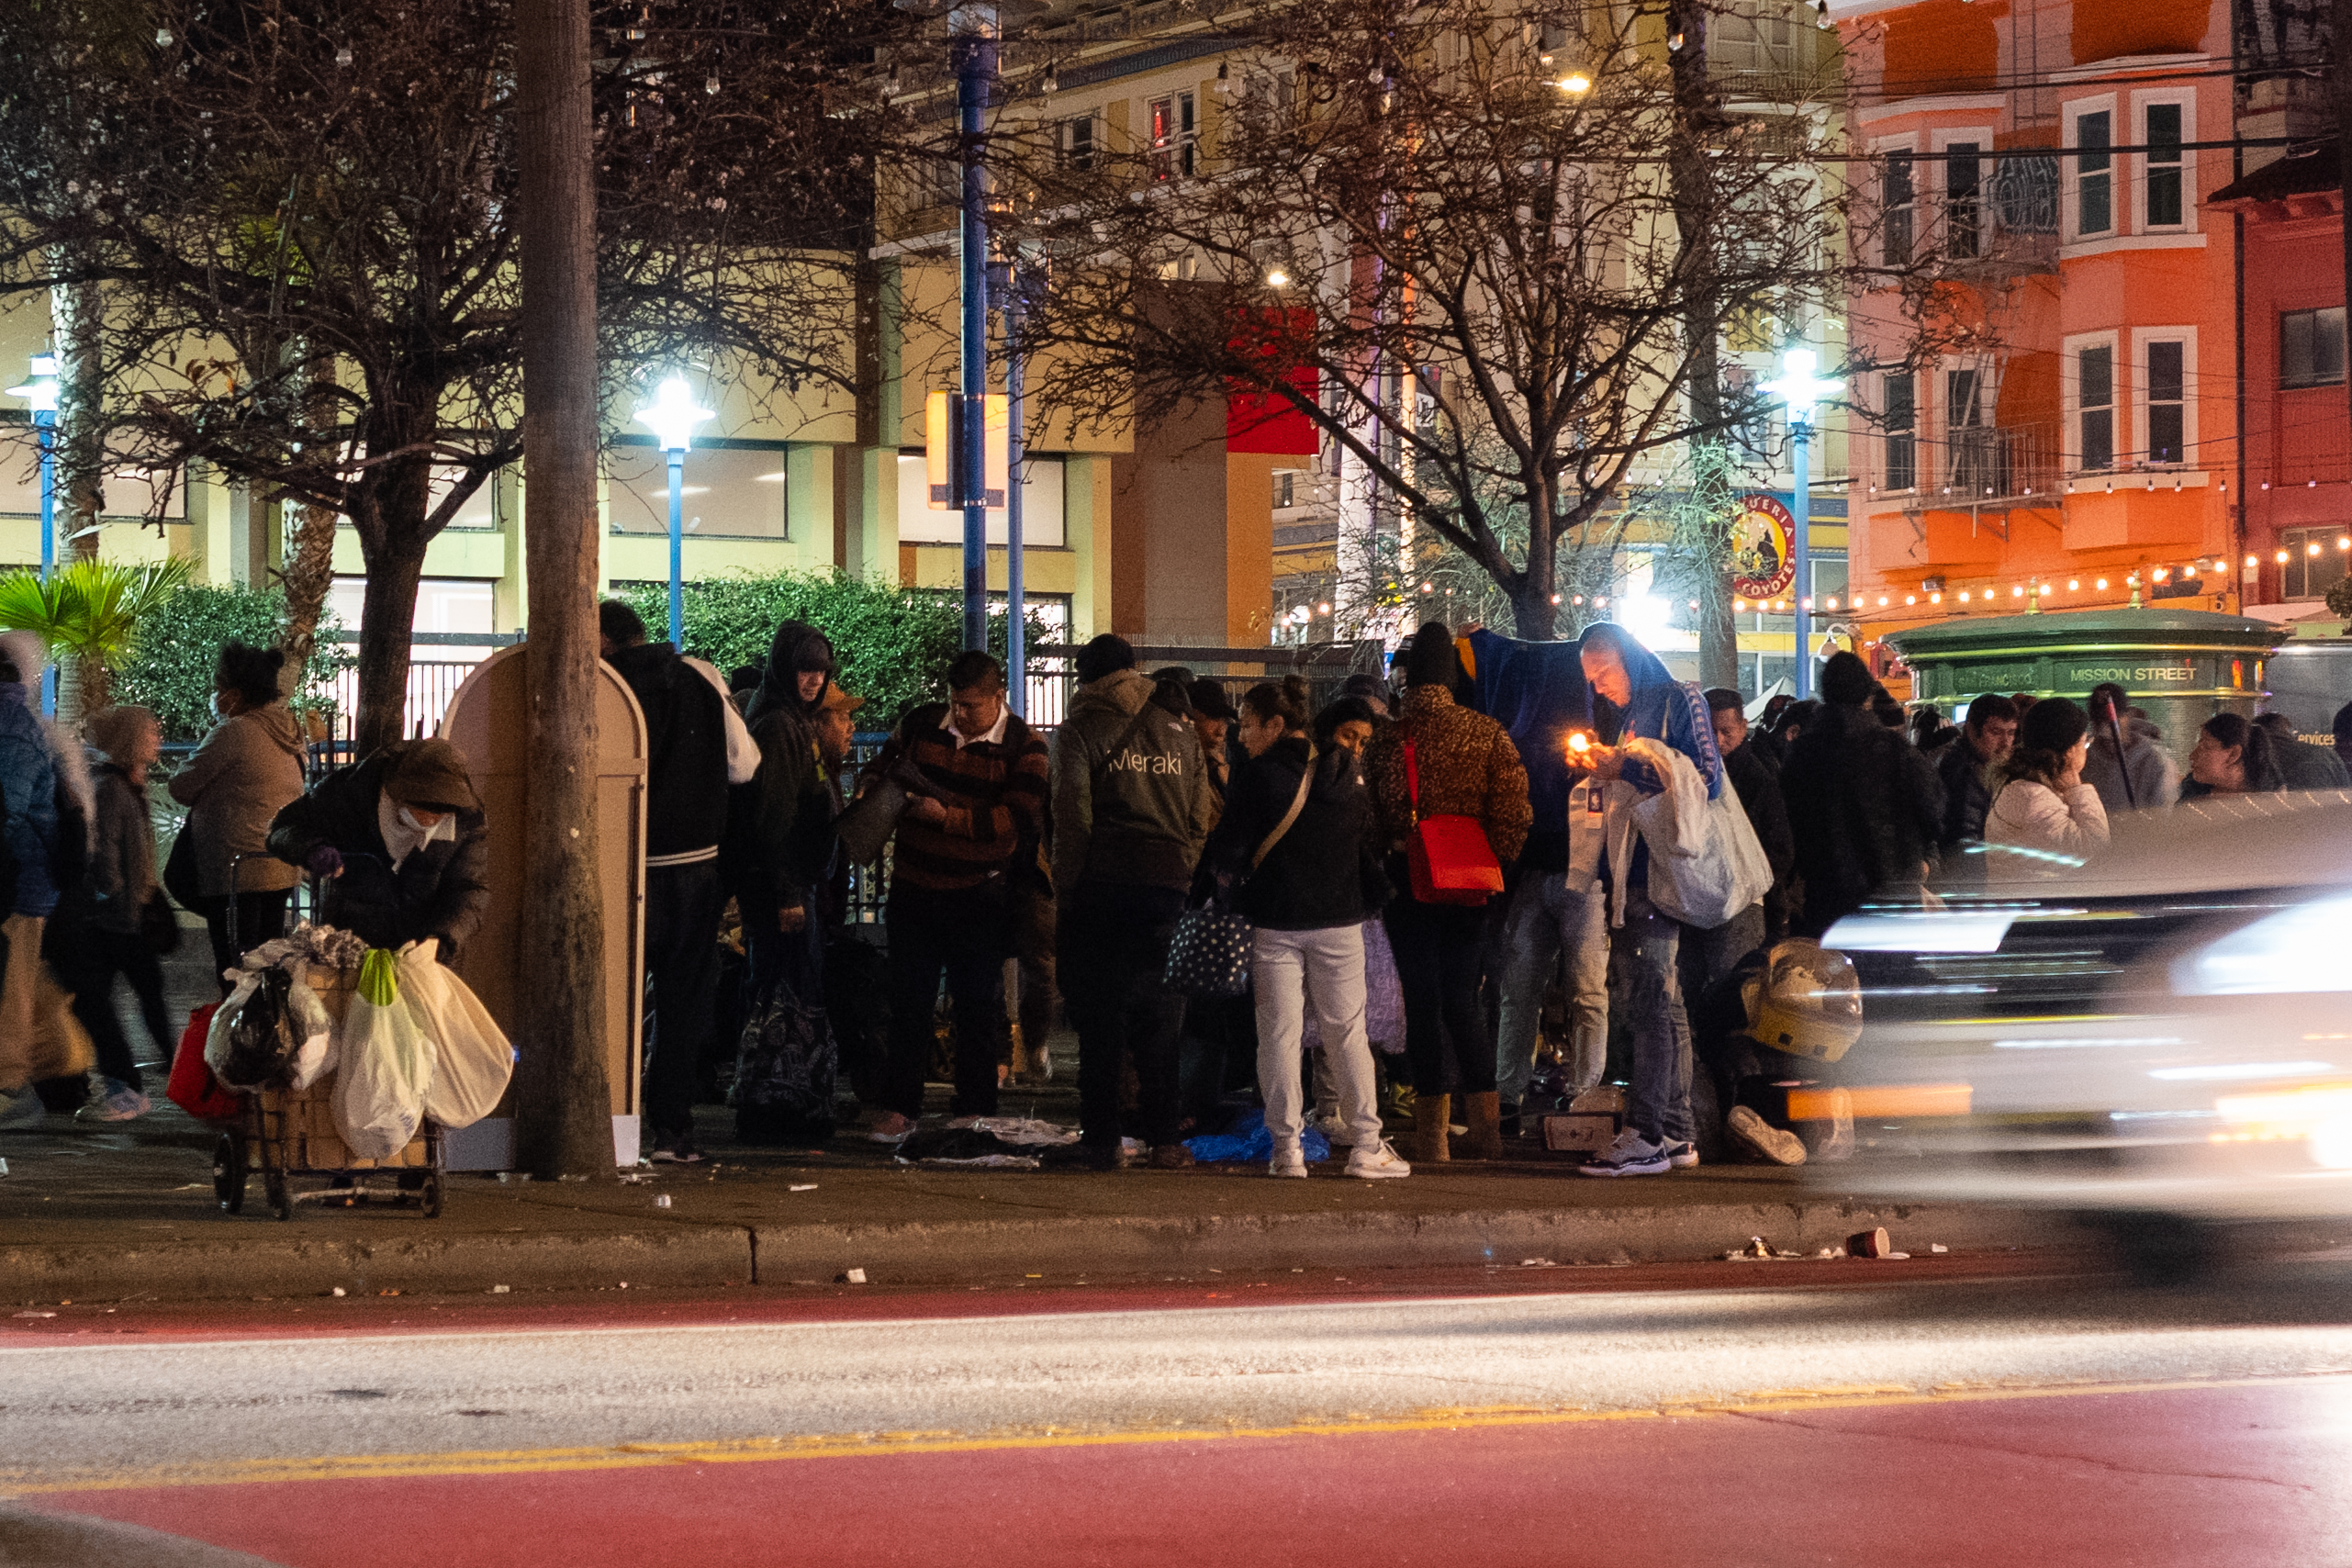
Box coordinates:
[605,442,789,539]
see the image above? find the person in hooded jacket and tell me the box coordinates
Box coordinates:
[1361,623,1530,1164]
[267,737,489,961]
[1562,622,1726,1178]
[2081,682,2181,814]
[58,705,175,1121]
[1047,634,1221,1170]
[1201,678,1411,1181]
[1781,651,1945,939]
[599,600,759,1164]
[167,642,306,986]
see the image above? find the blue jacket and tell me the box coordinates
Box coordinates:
[0,687,59,916]
[1575,625,1722,801]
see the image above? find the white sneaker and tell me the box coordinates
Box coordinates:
[1345,1139,1411,1180]
[1726,1105,1807,1166]
[77,1088,150,1123]
[1579,1128,1670,1177]
[1309,1112,1354,1147]
[1268,1144,1308,1179]
[1663,1138,1699,1169]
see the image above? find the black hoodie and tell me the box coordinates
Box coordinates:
[1203,737,1377,931]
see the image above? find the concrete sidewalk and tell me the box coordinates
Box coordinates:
[0,1100,2072,1304]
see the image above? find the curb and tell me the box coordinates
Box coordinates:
[2,1200,2071,1303]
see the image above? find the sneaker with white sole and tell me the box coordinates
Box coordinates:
[1578,1128,1671,1177]
[1268,1144,1308,1179]
[1345,1139,1411,1180]
[1726,1105,1807,1166]
[1663,1137,1699,1169]
[77,1087,150,1123]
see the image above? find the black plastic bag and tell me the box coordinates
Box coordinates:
[214,968,301,1091]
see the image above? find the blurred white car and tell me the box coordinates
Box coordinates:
[1812,790,2352,1232]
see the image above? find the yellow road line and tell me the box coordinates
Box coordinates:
[7,1371,2346,1496]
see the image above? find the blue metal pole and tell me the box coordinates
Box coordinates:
[1003,268,1025,718]
[666,446,686,650]
[35,408,55,716]
[1790,417,1812,701]
[956,13,994,655]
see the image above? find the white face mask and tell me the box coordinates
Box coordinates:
[398,806,431,834]
[210,693,225,719]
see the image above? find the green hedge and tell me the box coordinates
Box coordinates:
[612,571,1047,730]
[115,585,351,742]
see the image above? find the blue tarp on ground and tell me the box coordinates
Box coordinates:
[1186,1107,1331,1164]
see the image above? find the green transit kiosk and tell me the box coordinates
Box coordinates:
[1888,608,2284,766]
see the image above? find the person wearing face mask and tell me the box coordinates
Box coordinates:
[167,641,307,987]
[265,737,488,963]
[1984,698,2110,857]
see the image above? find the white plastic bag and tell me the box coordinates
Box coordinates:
[333,947,434,1160]
[401,940,513,1128]
[203,971,259,1081]
[284,959,337,1092]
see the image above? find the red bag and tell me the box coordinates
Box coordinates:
[166,1002,240,1123]
[1403,736,1504,906]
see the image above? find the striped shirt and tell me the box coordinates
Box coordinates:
[865,702,1049,891]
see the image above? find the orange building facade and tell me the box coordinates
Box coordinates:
[1839,0,2250,669]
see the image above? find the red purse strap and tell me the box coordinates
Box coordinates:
[1403,734,1421,824]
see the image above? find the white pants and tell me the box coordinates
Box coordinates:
[1254,924,1382,1153]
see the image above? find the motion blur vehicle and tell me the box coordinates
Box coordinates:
[1810,791,2352,1264]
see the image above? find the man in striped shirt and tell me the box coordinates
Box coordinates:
[861,651,1050,1139]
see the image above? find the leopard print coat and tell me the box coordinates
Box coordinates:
[1362,685,1533,864]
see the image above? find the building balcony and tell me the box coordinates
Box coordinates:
[1865,423,2065,517]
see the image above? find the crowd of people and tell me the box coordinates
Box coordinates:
[3,602,2348,1185]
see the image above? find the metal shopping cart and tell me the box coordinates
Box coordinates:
[210,854,445,1221]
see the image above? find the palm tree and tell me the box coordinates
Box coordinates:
[0,557,194,718]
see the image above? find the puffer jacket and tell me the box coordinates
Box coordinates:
[1986,778,2110,857]
[265,746,489,964]
[1361,685,1531,866]
[1202,737,1376,931]
[1781,700,1946,935]
[0,685,58,917]
[1047,668,1220,896]
[167,702,306,895]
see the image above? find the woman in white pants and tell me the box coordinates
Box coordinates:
[1206,678,1408,1179]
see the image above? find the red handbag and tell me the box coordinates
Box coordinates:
[1403,735,1504,905]
[166,1002,239,1123]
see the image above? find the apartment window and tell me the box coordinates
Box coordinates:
[1059,114,1095,172]
[1884,373,1916,490]
[1945,142,1981,259]
[1948,367,1996,492]
[1149,91,1196,181]
[2280,307,2346,389]
[1882,151,1914,265]
[2282,527,2352,600]
[2075,110,2111,236]
[2078,344,2114,470]
[2145,103,2183,228]
[2145,340,2185,463]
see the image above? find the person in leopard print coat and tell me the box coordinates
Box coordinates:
[1361,623,1530,1164]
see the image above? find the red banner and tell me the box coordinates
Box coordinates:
[1226,308,1321,456]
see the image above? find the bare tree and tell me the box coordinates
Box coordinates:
[1008,0,1862,644]
[0,0,910,750]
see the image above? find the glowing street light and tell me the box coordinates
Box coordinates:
[1758,347,1842,699]
[632,375,715,651]
[5,355,60,713]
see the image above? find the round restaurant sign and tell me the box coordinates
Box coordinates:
[1731,494,1797,600]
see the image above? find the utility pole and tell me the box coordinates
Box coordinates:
[511,0,612,1178]
[2336,0,2352,468]
[955,3,998,653]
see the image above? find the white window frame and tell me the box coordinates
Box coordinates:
[1871,132,1921,270]
[1059,111,1099,171]
[2065,329,2122,474]
[2131,326,2197,468]
[2132,89,2197,234]
[1938,354,1999,495]
[1932,126,1994,260]
[2063,93,2120,243]
[1148,90,1197,181]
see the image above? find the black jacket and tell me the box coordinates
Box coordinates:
[1723,742,1794,882]
[1781,702,1945,937]
[1934,735,1999,853]
[1202,738,1375,932]
[266,747,490,964]
[608,641,730,860]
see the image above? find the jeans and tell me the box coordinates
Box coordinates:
[1615,885,1696,1145]
[1383,894,1494,1097]
[1253,924,1382,1152]
[883,879,1009,1119]
[193,890,289,991]
[58,924,173,1094]
[1494,871,1608,1104]
[1059,889,1185,1149]
[641,860,726,1143]
[1676,902,1766,1035]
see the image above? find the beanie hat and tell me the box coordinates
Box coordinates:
[1402,622,1460,689]
[1820,650,1876,707]
[384,738,481,814]
[1073,633,1136,686]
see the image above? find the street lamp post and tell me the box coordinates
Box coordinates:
[1758,347,1842,700]
[5,355,59,715]
[632,375,715,651]
[954,2,999,655]
[996,256,1027,717]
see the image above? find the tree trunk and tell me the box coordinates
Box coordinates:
[53,270,105,725]
[277,351,341,695]
[511,0,612,1179]
[353,548,425,749]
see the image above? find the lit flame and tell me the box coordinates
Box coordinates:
[1567,731,1591,755]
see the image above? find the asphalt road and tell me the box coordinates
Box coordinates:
[7,1256,2352,1566]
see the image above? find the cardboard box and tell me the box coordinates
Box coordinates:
[1568,1085,1626,1115]
[1542,1111,1622,1154]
